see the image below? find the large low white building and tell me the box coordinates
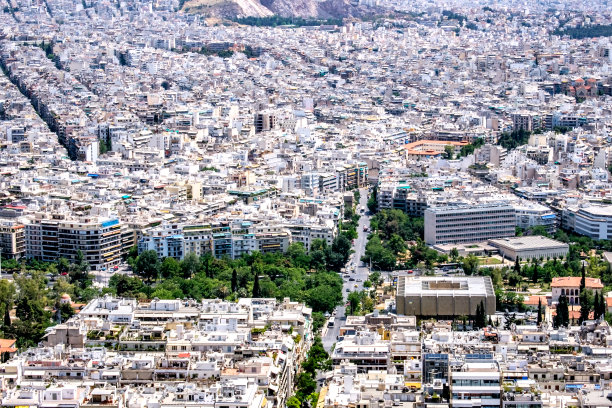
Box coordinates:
[488,236,569,261]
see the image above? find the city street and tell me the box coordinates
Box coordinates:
[322,187,371,351]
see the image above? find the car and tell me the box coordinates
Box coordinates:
[343,274,350,278]
[113,265,119,270]
[356,278,362,282]
[349,277,355,281]
[346,288,350,292]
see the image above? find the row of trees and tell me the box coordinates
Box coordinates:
[123,241,346,315]
[232,15,343,27]
[443,137,485,159]
[497,129,531,149]
[287,336,331,408]
[553,24,612,39]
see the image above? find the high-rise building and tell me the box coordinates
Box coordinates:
[0,221,25,259]
[26,216,123,270]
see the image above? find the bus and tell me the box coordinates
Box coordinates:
[328,317,335,328]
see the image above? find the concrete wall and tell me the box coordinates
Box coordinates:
[396,290,496,317]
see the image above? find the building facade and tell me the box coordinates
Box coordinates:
[424,203,515,245]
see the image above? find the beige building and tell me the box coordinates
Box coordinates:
[396,276,496,318]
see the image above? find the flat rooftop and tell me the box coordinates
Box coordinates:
[489,235,568,251]
[398,276,492,297]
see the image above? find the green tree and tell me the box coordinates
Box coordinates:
[537,298,542,326]
[287,396,301,408]
[474,301,486,329]
[347,291,361,315]
[301,337,329,374]
[530,225,549,237]
[181,252,201,279]
[110,274,146,298]
[331,234,352,262]
[554,293,569,328]
[3,303,10,329]
[504,311,516,330]
[579,289,593,323]
[449,248,459,263]
[387,234,407,254]
[295,372,317,401]
[160,257,181,279]
[231,269,238,293]
[69,250,91,290]
[311,312,326,332]
[461,254,479,275]
[58,302,75,322]
[135,250,161,282]
[514,257,521,275]
[597,291,606,319]
[57,257,70,275]
[367,185,378,214]
[252,269,261,297]
[443,144,454,160]
[287,243,311,269]
[307,284,342,313]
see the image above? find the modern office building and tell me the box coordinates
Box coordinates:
[396,276,496,318]
[424,202,515,245]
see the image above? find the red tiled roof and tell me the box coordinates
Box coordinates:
[0,338,17,353]
[524,295,547,306]
[551,277,603,289]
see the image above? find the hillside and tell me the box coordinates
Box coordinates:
[182,0,367,19]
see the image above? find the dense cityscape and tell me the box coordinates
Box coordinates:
[2,0,612,406]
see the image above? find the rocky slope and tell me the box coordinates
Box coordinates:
[183,0,367,20]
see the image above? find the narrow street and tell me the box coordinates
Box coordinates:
[322,187,371,351]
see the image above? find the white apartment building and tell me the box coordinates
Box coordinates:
[569,205,612,240]
[513,202,557,233]
[424,203,515,245]
[451,362,501,408]
[331,331,389,373]
[26,215,124,270]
